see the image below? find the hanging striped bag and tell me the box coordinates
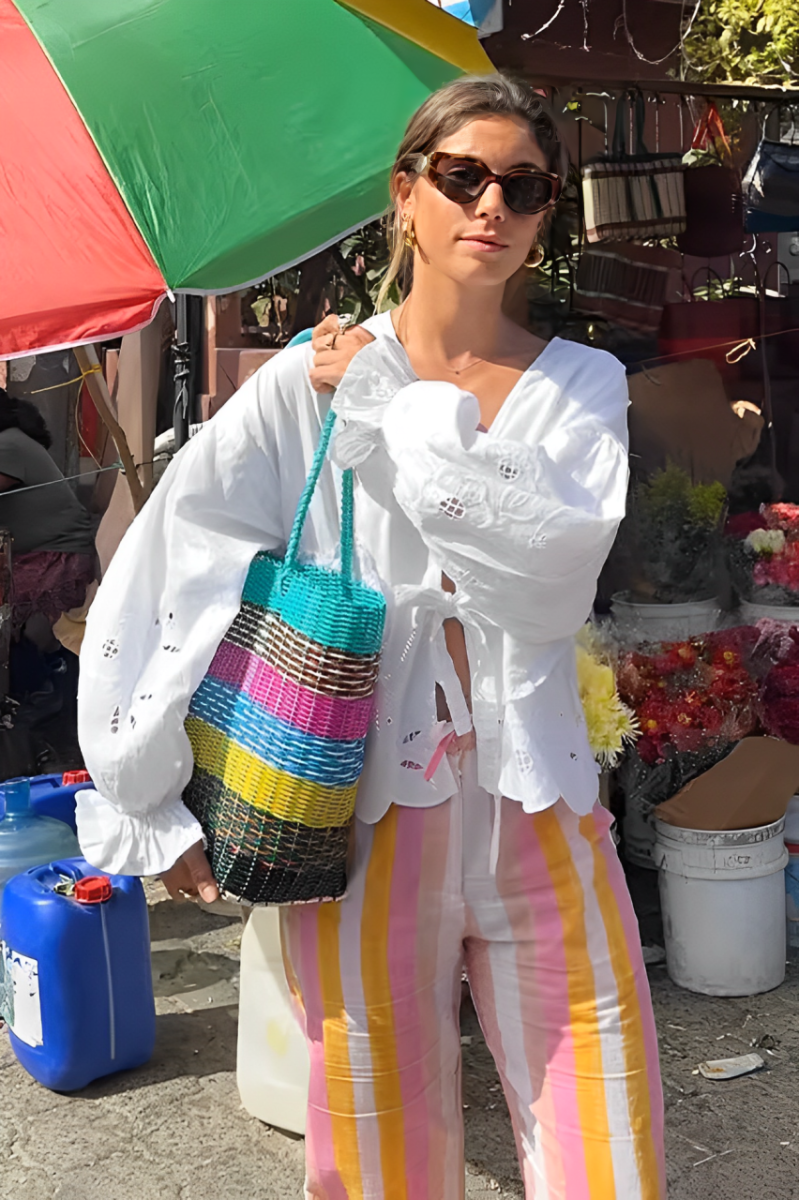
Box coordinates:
[182,407,386,905]
[582,92,685,244]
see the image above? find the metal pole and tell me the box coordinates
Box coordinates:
[173,294,191,451]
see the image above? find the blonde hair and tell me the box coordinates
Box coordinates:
[375,74,568,312]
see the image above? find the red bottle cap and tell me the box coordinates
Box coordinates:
[62,769,91,785]
[74,875,113,904]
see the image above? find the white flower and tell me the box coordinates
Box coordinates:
[745,528,786,556]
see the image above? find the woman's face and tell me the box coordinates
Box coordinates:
[396,115,554,290]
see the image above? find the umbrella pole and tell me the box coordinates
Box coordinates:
[73,345,145,515]
[173,294,191,451]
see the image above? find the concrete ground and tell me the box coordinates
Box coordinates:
[2,880,799,1199]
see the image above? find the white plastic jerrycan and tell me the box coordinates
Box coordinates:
[237,907,310,1134]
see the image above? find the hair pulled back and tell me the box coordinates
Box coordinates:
[0,389,52,450]
[376,74,568,311]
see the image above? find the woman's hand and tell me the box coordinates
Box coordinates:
[309,314,375,394]
[160,840,220,903]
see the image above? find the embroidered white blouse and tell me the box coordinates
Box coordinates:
[76,312,629,876]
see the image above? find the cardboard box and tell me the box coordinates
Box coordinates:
[656,736,799,831]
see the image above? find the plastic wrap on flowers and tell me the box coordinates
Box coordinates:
[575,625,639,768]
[615,626,760,819]
[757,623,799,744]
[725,504,799,606]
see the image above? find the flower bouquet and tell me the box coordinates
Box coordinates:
[726,504,799,607]
[575,626,639,768]
[755,622,799,744]
[615,627,760,854]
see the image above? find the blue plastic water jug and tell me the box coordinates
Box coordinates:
[0,778,80,906]
[0,772,88,833]
[0,857,156,1091]
[24,771,92,833]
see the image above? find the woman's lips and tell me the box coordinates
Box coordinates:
[460,237,508,253]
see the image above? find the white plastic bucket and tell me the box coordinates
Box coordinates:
[653,818,788,996]
[785,840,799,952]
[740,600,799,625]
[611,593,721,642]
[236,907,310,1134]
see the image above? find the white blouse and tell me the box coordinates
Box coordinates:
[75,312,629,876]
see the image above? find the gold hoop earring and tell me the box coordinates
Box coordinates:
[525,242,545,269]
[402,216,418,251]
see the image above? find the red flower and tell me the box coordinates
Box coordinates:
[637,735,660,765]
[760,662,799,744]
[763,503,799,539]
[649,641,698,676]
[725,511,767,539]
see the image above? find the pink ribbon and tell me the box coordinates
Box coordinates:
[424,730,457,782]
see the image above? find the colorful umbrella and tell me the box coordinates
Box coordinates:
[0,0,491,358]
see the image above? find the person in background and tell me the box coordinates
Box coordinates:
[0,390,96,670]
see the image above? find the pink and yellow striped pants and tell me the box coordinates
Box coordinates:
[281,755,666,1199]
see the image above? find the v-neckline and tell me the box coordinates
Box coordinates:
[374,310,561,437]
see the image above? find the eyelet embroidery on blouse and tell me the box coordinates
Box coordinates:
[400,759,424,770]
[161,612,179,652]
[530,534,548,550]
[497,459,521,481]
[110,706,120,734]
[400,630,417,663]
[402,730,422,744]
[515,748,534,775]
[102,639,119,659]
[439,496,466,520]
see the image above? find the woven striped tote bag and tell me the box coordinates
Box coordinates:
[182,407,386,905]
[582,93,685,244]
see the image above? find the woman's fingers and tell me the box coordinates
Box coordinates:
[159,840,219,903]
[183,841,221,903]
[309,324,376,394]
[311,313,342,351]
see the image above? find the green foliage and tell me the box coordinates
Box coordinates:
[683,0,799,87]
[631,465,727,602]
[247,218,393,345]
[688,480,728,528]
[638,465,726,530]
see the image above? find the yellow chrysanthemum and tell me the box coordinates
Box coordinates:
[575,632,639,768]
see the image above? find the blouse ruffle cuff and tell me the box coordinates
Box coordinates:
[75,788,204,877]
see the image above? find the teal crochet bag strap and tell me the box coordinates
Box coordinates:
[284,407,354,582]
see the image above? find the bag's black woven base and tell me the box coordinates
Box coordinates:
[184,769,351,905]
[210,844,347,906]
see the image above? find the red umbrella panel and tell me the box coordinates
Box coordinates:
[0,0,167,358]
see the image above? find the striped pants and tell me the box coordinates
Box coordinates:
[280,754,666,1199]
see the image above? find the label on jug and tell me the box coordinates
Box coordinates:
[1,943,43,1047]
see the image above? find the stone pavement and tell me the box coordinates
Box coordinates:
[2,880,799,1199]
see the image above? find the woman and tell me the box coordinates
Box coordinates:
[0,392,95,639]
[77,76,666,1198]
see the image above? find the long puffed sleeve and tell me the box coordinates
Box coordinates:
[76,354,310,876]
[381,358,629,647]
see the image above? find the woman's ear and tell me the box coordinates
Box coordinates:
[393,171,415,216]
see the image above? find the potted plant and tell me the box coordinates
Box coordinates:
[612,464,727,641]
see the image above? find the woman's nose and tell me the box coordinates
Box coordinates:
[474,180,506,219]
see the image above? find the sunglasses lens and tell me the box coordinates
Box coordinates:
[504,173,556,214]
[429,156,558,214]
[433,157,489,203]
